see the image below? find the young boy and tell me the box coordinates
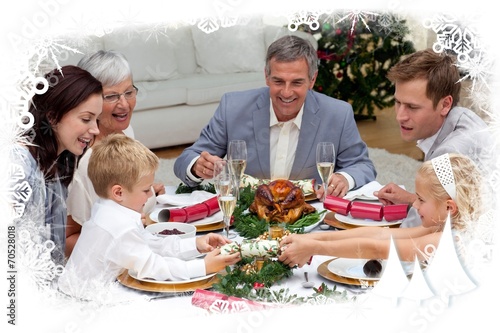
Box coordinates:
[58,134,240,298]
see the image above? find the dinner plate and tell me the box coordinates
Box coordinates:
[317,259,377,287]
[334,213,402,227]
[149,208,223,226]
[128,270,217,285]
[117,270,218,293]
[327,258,414,281]
[327,258,384,281]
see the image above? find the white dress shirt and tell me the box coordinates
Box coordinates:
[58,199,205,299]
[269,104,302,180]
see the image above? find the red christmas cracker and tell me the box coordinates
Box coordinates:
[323,195,409,221]
[157,196,220,223]
[191,289,269,312]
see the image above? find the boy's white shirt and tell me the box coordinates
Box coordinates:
[59,198,205,297]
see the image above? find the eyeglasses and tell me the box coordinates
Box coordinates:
[102,86,138,103]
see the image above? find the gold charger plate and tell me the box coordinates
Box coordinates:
[117,270,219,293]
[144,219,225,233]
[195,221,225,232]
[317,258,377,287]
[323,212,401,229]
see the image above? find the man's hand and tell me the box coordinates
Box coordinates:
[192,151,223,179]
[316,173,349,200]
[373,182,417,205]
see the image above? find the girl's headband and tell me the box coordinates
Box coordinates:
[431,153,456,200]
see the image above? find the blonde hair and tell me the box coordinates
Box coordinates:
[88,133,159,198]
[417,153,483,229]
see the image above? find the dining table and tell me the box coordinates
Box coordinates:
[110,182,398,314]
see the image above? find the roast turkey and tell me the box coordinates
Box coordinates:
[249,179,316,223]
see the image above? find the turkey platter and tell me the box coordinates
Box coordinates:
[248,179,316,223]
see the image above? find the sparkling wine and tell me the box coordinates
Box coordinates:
[317,162,334,183]
[215,179,231,195]
[229,159,246,180]
[218,195,237,217]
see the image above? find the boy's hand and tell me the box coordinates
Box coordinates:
[196,233,233,253]
[204,248,240,274]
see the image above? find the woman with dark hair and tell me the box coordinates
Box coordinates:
[65,50,165,257]
[12,65,102,266]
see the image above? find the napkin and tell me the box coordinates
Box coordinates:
[156,190,216,206]
[343,181,383,201]
[343,181,407,201]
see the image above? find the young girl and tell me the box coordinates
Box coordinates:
[278,153,484,267]
[11,65,102,265]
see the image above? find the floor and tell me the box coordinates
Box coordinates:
[151,108,424,161]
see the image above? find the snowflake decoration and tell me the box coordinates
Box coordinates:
[456,50,494,92]
[424,13,481,58]
[345,296,372,319]
[285,10,322,31]
[141,23,170,43]
[5,163,32,218]
[17,229,64,289]
[208,299,231,314]
[336,10,379,34]
[29,37,82,75]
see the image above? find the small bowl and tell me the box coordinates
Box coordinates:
[146,222,196,239]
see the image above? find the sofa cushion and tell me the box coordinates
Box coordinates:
[184,73,266,105]
[134,72,266,110]
[191,20,266,74]
[164,25,198,75]
[134,79,187,110]
[102,26,179,82]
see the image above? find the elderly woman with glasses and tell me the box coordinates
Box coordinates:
[65,50,165,258]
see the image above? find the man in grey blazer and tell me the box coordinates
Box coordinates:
[374,49,493,225]
[174,35,376,199]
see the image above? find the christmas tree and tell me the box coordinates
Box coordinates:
[308,13,416,120]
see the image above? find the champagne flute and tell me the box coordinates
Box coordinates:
[212,159,231,194]
[316,142,335,202]
[228,140,247,200]
[216,172,238,239]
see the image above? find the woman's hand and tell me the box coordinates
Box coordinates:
[278,234,315,268]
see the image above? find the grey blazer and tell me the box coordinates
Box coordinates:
[426,106,493,171]
[174,87,376,188]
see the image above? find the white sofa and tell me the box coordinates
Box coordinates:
[60,20,317,149]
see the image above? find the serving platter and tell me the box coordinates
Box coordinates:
[117,270,219,293]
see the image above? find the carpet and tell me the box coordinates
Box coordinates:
[155,147,422,193]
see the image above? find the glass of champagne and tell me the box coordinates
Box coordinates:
[212,159,231,194]
[316,142,335,202]
[228,140,247,200]
[216,172,238,239]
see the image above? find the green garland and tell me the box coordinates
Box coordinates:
[175,183,349,304]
